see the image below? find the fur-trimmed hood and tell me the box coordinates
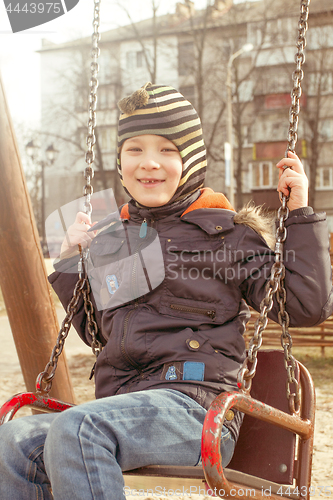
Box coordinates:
[180,188,276,249]
[234,204,276,249]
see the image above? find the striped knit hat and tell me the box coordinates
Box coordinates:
[117,82,207,204]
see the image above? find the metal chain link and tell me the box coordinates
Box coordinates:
[36,0,103,395]
[279,0,310,414]
[238,0,310,414]
[80,255,103,358]
[36,274,87,394]
[79,0,102,358]
[80,0,103,359]
[287,0,310,155]
[84,0,101,218]
[237,198,291,393]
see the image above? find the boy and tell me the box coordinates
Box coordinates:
[0,83,332,500]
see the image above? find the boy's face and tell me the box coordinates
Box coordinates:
[120,135,183,207]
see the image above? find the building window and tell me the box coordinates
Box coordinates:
[75,87,87,112]
[97,127,117,152]
[251,162,279,189]
[308,72,333,96]
[320,119,333,141]
[242,125,253,147]
[249,18,294,48]
[316,167,333,190]
[126,51,135,69]
[98,53,115,84]
[242,169,252,193]
[178,42,194,76]
[308,26,333,50]
[136,51,144,68]
[322,73,333,94]
[238,80,253,103]
[97,86,116,110]
[255,73,290,96]
[126,50,147,70]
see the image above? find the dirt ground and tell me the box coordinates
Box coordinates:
[0,308,332,499]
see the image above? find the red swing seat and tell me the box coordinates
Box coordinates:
[124,350,315,499]
[0,350,315,499]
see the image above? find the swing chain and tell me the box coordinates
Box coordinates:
[36,274,87,394]
[80,257,103,358]
[36,250,102,395]
[237,197,300,413]
[287,0,310,153]
[237,198,290,391]
[36,1,103,394]
[276,198,300,415]
[81,0,103,359]
[237,0,309,413]
[278,0,310,415]
[84,0,101,219]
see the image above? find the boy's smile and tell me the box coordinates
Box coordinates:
[120,135,183,207]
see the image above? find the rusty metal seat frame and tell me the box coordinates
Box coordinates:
[0,350,315,500]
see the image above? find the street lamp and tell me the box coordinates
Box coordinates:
[25,140,58,255]
[226,43,253,208]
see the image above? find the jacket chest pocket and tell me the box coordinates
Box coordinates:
[161,238,237,324]
[89,228,165,311]
[89,234,126,311]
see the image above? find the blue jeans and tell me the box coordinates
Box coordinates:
[0,389,235,500]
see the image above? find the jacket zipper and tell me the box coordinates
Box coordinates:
[131,218,154,297]
[131,242,144,299]
[170,303,216,320]
[121,217,154,377]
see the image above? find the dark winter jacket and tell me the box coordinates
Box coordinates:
[49,189,333,441]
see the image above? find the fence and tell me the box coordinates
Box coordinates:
[244,310,333,357]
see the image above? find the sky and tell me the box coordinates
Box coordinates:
[0,0,212,131]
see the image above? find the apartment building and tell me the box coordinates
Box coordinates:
[39,0,333,232]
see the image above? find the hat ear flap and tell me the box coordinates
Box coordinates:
[118,82,152,115]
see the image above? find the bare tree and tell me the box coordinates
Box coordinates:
[303,22,333,208]
[179,0,271,207]
[40,45,124,209]
[119,0,160,84]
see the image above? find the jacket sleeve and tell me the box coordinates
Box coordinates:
[237,210,333,327]
[48,257,104,347]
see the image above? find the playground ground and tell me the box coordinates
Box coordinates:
[0,304,332,499]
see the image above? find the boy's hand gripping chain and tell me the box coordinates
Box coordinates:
[237,0,310,415]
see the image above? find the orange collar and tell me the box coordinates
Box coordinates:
[120,204,130,219]
[181,187,234,215]
[119,187,234,219]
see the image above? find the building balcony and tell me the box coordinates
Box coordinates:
[254,93,307,112]
[253,140,306,161]
[251,189,281,210]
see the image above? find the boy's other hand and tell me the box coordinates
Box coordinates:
[60,212,97,258]
[276,151,309,211]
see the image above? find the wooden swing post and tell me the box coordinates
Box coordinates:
[0,74,75,404]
